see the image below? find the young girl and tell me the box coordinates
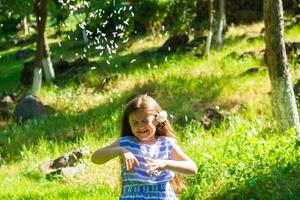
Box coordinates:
[91,94,197,199]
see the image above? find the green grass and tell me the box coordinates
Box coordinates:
[0,20,300,199]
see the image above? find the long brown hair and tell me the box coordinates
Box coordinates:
[120,94,186,194]
[121,94,174,137]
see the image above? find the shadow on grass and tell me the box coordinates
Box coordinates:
[52,46,186,91]
[223,34,247,48]
[0,73,225,162]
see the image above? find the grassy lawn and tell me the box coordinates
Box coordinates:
[0,20,300,199]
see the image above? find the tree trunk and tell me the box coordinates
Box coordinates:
[74,15,89,45]
[32,67,42,94]
[33,0,54,94]
[205,0,214,57]
[21,16,29,35]
[42,32,55,81]
[217,0,225,48]
[264,0,300,134]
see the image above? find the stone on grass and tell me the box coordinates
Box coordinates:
[41,147,90,179]
[0,93,15,119]
[15,94,48,122]
[50,147,90,169]
[203,108,224,131]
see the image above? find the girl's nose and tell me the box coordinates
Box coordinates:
[137,122,145,128]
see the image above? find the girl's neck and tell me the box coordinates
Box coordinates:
[139,135,157,145]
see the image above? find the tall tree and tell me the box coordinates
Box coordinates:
[216,0,226,48]
[32,0,55,94]
[205,0,214,57]
[264,0,300,134]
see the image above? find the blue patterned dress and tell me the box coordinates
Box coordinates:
[119,136,177,200]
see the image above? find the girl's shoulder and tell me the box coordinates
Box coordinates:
[120,136,135,142]
[158,136,177,145]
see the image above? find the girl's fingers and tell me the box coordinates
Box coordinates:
[145,162,155,167]
[144,157,154,162]
[128,159,133,170]
[134,157,140,167]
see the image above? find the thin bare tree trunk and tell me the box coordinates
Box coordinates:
[22,16,29,35]
[74,15,89,44]
[217,0,225,48]
[205,0,214,57]
[42,32,55,82]
[33,0,54,94]
[264,0,300,134]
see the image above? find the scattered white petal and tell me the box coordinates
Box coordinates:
[130,59,136,63]
[95,45,105,50]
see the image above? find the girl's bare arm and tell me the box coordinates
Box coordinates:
[91,139,140,170]
[164,144,198,175]
[91,139,123,164]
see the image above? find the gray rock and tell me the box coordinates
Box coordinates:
[203,108,224,131]
[15,94,47,122]
[50,147,90,169]
[0,93,15,119]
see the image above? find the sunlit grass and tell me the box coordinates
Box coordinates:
[1,19,300,199]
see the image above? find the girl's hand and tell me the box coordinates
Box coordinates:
[144,157,167,176]
[120,148,140,171]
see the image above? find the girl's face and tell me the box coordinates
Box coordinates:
[129,110,158,142]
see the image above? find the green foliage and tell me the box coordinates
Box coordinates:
[164,0,197,35]
[1,18,300,200]
[134,0,168,34]
[49,0,71,35]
